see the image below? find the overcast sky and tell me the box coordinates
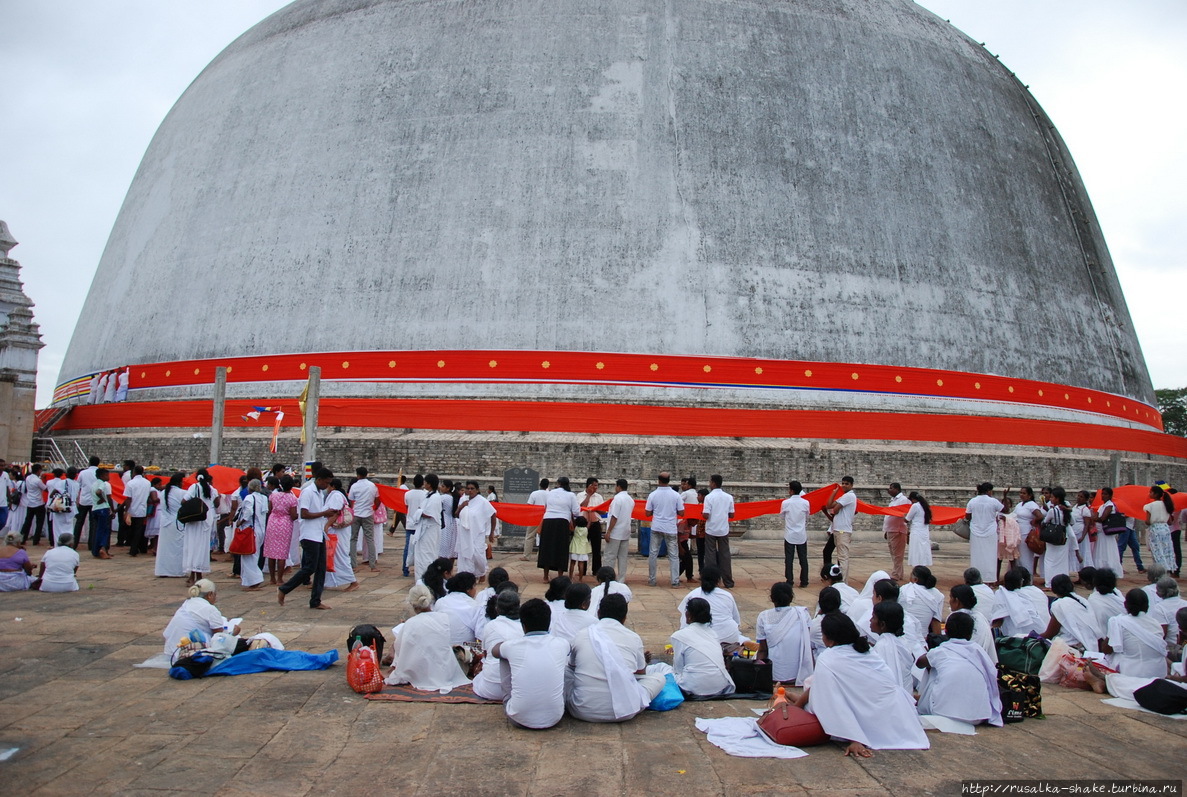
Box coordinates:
[2,0,1183,408]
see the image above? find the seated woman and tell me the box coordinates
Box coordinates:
[587,566,632,618]
[1088,568,1126,634]
[474,578,516,643]
[915,612,1002,726]
[0,532,33,591]
[545,574,572,615]
[869,601,917,694]
[551,582,597,642]
[948,584,997,663]
[846,570,892,628]
[794,612,929,757]
[1095,606,1187,699]
[162,579,240,654]
[1041,574,1102,653]
[755,582,812,686]
[670,597,734,699]
[419,557,454,604]
[433,572,478,644]
[471,590,523,701]
[898,566,944,642]
[1101,589,1168,678]
[677,567,743,647]
[810,586,843,657]
[386,584,471,691]
[991,567,1049,636]
[37,533,81,592]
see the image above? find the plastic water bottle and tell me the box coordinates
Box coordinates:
[768,685,788,710]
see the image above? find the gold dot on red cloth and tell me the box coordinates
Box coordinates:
[755,367,763,375]
[974,382,981,389]
[1008,386,1014,393]
[851,372,859,380]
[165,370,171,377]
[650,363,659,372]
[541,361,550,369]
[489,360,497,368]
[438,360,446,368]
[936,379,944,387]
[342,361,350,369]
[193,368,200,375]
[389,360,396,368]
[804,369,812,377]
[262,364,269,372]
[596,362,604,370]
[299,363,307,370]
[1038,389,1044,397]
[703,365,711,373]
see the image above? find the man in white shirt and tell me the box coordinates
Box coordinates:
[781,480,811,588]
[123,466,153,556]
[824,476,857,581]
[402,474,426,577]
[524,478,549,558]
[679,477,702,578]
[20,464,48,546]
[278,467,337,610]
[579,477,604,573]
[603,479,634,580]
[347,466,380,572]
[701,474,737,589]
[883,482,910,581]
[492,598,571,729]
[644,472,683,588]
[72,456,101,551]
[566,594,665,722]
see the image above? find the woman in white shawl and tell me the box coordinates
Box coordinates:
[181,470,219,586]
[1092,490,1125,577]
[755,582,813,686]
[386,584,471,692]
[322,479,359,592]
[411,474,445,582]
[471,590,523,700]
[588,566,633,618]
[1088,568,1126,633]
[795,612,929,757]
[846,569,891,629]
[1041,575,1102,653]
[904,491,932,567]
[915,612,1002,726]
[236,479,270,591]
[869,601,919,694]
[154,473,187,578]
[991,567,1050,637]
[1070,490,1095,571]
[1039,488,1072,586]
[948,585,997,664]
[899,566,944,642]
[670,598,734,698]
[1102,589,1168,678]
[162,579,238,654]
[677,567,743,646]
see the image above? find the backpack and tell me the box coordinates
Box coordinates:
[48,489,72,513]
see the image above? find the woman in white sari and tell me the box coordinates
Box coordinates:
[755,582,813,685]
[846,569,891,629]
[236,479,269,591]
[915,612,1002,726]
[795,612,928,757]
[322,480,359,592]
[991,567,1050,636]
[411,475,445,582]
[670,598,734,698]
[1071,491,1095,571]
[386,584,471,692]
[868,601,919,694]
[1041,574,1102,653]
[181,470,219,586]
[471,590,523,701]
[154,473,187,578]
[899,565,944,642]
[677,567,742,646]
[1088,568,1126,633]
[1102,589,1168,678]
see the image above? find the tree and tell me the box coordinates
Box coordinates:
[1155,388,1187,437]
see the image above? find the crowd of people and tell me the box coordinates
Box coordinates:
[4,456,1186,750]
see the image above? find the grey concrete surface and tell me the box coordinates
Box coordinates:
[2,535,1184,796]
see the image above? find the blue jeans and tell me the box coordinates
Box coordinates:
[89,508,111,556]
[1116,528,1144,571]
[402,530,414,576]
[648,532,679,585]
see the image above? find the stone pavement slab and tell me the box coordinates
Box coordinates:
[1,535,1184,796]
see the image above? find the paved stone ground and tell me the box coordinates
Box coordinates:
[2,534,1184,796]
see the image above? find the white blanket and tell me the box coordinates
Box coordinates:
[694,716,809,759]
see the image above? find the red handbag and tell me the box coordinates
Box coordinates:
[228,526,256,555]
[757,703,830,747]
[347,641,384,694]
[325,533,337,572]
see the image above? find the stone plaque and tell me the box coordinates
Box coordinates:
[502,467,539,503]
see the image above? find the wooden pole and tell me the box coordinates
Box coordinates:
[210,366,227,465]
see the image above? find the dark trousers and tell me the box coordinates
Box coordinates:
[21,506,47,544]
[820,534,837,579]
[587,522,603,572]
[704,534,734,588]
[695,536,706,573]
[89,509,111,556]
[784,541,809,586]
[678,538,695,580]
[73,505,92,548]
[127,517,148,555]
[279,539,327,608]
[116,509,131,546]
[1171,529,1182,574]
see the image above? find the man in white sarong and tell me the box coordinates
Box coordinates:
[566,594,665,722]
[387,584,471,692]
[965,483,1003,584]
[916,613,1003,726]
[457,481,497,578]
[493,598,571,729]
[670,598,734,698]
[412,475,445,582]
[1103,590,1168,678]
[797,613,928,756]
[755,582,813,685]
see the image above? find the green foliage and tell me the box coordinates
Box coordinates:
[1156,388,1187,437]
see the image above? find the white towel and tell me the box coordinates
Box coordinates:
[694,717,809,759]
